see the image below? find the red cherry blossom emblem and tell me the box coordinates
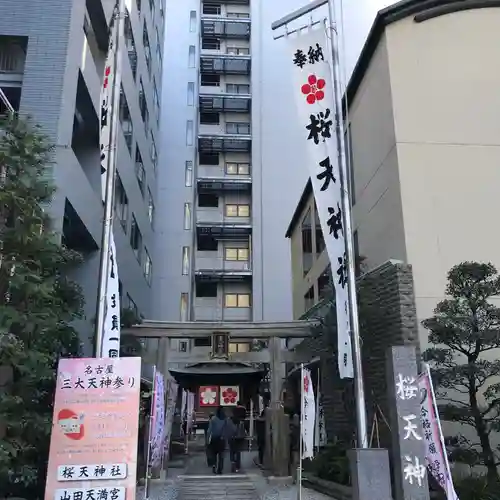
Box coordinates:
[301,74,326,104]
[303,375,309,393]
[222,387,238,405]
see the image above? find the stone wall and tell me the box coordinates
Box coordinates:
[291,260,420,449]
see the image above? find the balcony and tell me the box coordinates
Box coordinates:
[198,134,251,154]
[197,176,251,194]
[199,93,251,113]
[201,0,249,4]
[200,55,251,75]
[196,222,251,240]
[195,265,252,282]
[201,19,250,39]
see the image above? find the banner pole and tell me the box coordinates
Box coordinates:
[144,366,156,500]
[94,0,125,358]
[298,364,304,500]
[325,0,368,448]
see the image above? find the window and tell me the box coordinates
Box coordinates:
[119,87,133,153]
[226,46,250,55]
[194,337,211,347]
[150,132,157,169]
[179,341,188,352]
[198,193,219,208]
[188,45,195,67]
[143,23,151,76]
[124,16,137,79]
[144,248,152,284]
[135,148,145,195]
[318,267,331,301]
[226,162,249,175]
[180,293,189,321]
[226,122,250,135]
[227,12,249,18]
[187,82,195,106]
[302,208,313,277]
[229,342,250,353]
[196,282,217,298]
[201,73,220,87]
[149,0,155,17]
[197,233,218,251]
[182,246,190,275]
[183,202,191,229]
[304,287,314,312]
[314,207,325,255]
[130,215,142,262]
[199,152,219,165]
[185,160,193,186]
[186,120,193,145]
[225,293,250,308]
[200,112,219,124]
[346,124,356,205]
[153,79,160,123]
[147,188,155,226]
[225,204,250,217]
[226,83,250,94]
[202,3,221,15]
[114,175,129,230]
[225,248,249,261]
[189,10,197,32]
[202,37,220,50]
[127,293,138,317]
[139,78,149,132]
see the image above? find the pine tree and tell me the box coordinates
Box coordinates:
[423,262,500,483]
[0,115,84,498]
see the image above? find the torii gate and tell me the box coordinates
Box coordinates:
[122,319,318,476]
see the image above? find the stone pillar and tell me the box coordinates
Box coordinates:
[387,346,429,500]
[348,449,392,500]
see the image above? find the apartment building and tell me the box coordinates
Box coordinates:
[154,0,322,359]
[286,0,500,345]
[0,0,165,352]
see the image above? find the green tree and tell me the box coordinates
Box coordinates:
[422,262,500,483]
[0,115,84,498]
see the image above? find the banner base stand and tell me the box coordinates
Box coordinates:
[348,448,392,500]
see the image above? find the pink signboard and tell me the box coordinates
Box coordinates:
[44,357,141,500]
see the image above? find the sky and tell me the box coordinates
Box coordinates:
[335,0,395,78]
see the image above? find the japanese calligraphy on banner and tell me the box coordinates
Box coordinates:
[288,28,353,379]
[150,371,165,467]
[314,391,327,448]
[163,378,179,461]
[44,357,141,500]
[418,366,459,500]
[301,367,315,459]
[102,236,121,358]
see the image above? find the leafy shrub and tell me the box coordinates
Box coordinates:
[453,474,500,500]
[305,443,350,485]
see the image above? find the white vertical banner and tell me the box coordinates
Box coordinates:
[287,28,354,379]
[99,1,121,357]
[150,372,165,467]
[418,366,459,500]
[302,367,315,459]
[186,392,195,432]
[163,378,179,461]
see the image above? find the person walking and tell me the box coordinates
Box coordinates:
[229,401,247,472]
[207,406,229,474]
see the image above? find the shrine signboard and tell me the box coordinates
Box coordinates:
[44,357,141,500]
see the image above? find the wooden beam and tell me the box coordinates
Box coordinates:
[122,319,317,339]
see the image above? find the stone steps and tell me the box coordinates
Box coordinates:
[178,474,259,500]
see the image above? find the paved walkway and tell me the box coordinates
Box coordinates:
[137,451,336,500]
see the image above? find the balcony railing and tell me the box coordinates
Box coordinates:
[201,19,251,39]
[200,55,251,75]
[199,93,251,113]
[198,134,251,153]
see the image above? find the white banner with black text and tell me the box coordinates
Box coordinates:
[288,28,354,379]
[418,366,458,500]
[301,367,316,459]
[99,0,128,357]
